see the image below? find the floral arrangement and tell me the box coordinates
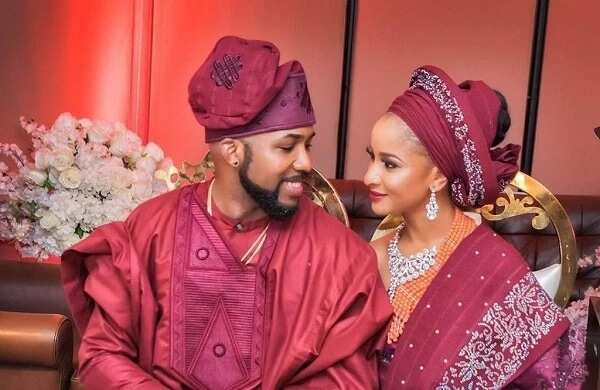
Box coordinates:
[0,113,173,259]
[561,245,600,384]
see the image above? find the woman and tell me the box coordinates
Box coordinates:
[365,65,580,388]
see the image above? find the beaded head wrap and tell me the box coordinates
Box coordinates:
[388,65,520,209]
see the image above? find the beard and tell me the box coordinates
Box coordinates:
[239,144,304,221]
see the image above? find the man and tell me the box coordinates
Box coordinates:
[61,36,391,389]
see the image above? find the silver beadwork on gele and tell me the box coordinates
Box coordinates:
[426,190,439,221]
[387,223,437,299]
[409,68,485,208]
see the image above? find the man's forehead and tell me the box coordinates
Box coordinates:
[274,127,316,141]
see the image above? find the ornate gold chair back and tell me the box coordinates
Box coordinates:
[156,152,349,227]
[371,171,577,307]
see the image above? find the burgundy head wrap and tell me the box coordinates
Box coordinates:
[388,65,520,208]
[188,36,316,143]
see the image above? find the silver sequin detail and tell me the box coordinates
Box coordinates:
[436,272,564,389]
[387,224,437,299]
[409,68,485,208]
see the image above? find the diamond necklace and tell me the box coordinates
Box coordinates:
[387,223,438,300]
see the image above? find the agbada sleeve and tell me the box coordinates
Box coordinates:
[286,250,392,389]
[61,222,166,390]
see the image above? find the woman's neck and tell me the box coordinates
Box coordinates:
[400,197,458,254]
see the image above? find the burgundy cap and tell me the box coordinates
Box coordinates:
[188,36,316,143]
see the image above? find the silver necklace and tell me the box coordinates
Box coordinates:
[387,223,438,300]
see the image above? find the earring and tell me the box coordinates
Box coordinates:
[426,189,439,221]
[232,160,239,167]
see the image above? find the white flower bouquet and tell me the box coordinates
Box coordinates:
[0,113,173,259]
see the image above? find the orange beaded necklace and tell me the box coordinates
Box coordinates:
[387,211,476,344]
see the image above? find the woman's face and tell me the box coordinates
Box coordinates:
[363,113,437,217]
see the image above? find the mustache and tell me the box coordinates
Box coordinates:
[281,174,308,183]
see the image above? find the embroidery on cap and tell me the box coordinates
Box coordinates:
[299,81,313,114]
[211,54,243,90]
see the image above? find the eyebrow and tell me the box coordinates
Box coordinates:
[281,132,316,142]
[380,152,404,162]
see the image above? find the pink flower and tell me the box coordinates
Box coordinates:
[578,256,594,268]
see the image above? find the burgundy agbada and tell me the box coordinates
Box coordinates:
[60,36,392,389]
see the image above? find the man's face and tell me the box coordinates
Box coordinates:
[239,127,315,220]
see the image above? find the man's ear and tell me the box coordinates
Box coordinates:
[216,138,245,168]
[429,166,448,192]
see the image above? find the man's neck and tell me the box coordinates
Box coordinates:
[210,177,267,222]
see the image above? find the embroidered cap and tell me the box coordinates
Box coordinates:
[188,36,316,143]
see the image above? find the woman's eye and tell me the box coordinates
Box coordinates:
[279,146,294,152]
[383,160,398,169]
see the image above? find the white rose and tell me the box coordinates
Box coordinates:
[47,167,60,186]
[78,118,93,129]
[135,156,157,174]
[133,180,153,199]
[23,167,48,186]
[128,149,142,163]
[143,142,165,162]
[110,166,134,190]
[76,143,109,169]
[34,148,52,170]
[152,177,169,194]
[87,127,110,144]
[39,210,60,230]
[109,130,142,158]
[53,112,76,131]
[61,233,82,250]
[108,134,129,157]
[157,157,174,170]
[48,149,75,171]
[58,167,82,189]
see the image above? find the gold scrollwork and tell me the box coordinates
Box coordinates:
[479,184,550,230]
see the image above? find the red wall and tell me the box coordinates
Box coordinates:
[345,0,535,180]
[147,0,345,176]
[0,0,136,260]
[533,0,600,195]
[0,0,135,145]
[2,1,598,259]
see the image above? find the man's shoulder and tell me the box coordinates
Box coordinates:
[295,197,372,251]
[126,184,192,227]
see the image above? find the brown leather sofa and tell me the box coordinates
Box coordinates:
[0,179,599,389]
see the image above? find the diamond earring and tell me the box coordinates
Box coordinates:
[426,189,439,221]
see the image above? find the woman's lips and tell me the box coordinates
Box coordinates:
[368,190,387,202]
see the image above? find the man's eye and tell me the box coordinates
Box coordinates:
[306,144,313,151]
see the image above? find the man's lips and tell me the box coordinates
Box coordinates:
[281,178,305,197]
